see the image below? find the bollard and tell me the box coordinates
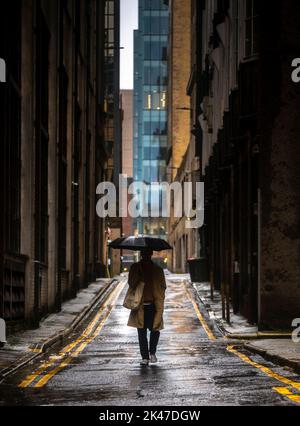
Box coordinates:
[0,58,6,83]
[0,318,6,347]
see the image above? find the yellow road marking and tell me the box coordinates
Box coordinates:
[19,281,126,388]
[18,360,57,388]
[35,284,125,388]
[273,387,300,404]
[184,283,216,341]
[19,302,110,388]
[227,345,300,404]
[179,281,300,405]
[29,348,43,354]
[34,311,111,388]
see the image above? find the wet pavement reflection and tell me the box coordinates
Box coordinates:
[0,275,299,406]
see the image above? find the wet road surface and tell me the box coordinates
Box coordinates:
[1,275,300,406]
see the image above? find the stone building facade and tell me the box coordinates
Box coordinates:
[167,0,195,273]
[0,0,119,330]
[167,0,300,329]
[192,0,300,329]
[120,89,134,240]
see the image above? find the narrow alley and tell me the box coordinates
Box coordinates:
[1,0,300,411]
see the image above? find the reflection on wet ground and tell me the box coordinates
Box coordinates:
[0,275,299,406]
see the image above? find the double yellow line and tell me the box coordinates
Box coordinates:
[19,281,126,388]
[227,345,300,404]
[184,281,300,405]
[184,282,216,341]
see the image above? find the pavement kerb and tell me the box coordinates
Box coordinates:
[183,279,221,337]
[188,279,300,373]
[0,276,125,381]
[189,280,292,340]
[244,342,300,375]
[29,277,123,353]
[0,352,42,382]
[184,279,225,337]
[226,332,292,340]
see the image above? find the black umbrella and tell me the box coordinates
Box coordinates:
[109,236,172,252]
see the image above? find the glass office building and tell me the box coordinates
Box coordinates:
[133,0,169,237]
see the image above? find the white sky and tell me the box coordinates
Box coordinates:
[120,0,139,90]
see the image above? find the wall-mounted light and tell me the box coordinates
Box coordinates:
[176,107,192,111]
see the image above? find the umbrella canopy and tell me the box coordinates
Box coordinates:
[109,236,172,252]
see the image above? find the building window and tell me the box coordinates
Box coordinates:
[144,40,168,61]
[104,0,117,155]
[144,0,168,11]
[143,147,167,160]
[144,65,168,86]
[143,91,167,110]
[105,1,115,58]
[144,121,167,136]
[245,0,259,58]
[143,16,169,35]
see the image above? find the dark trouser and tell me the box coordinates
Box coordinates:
[137,304,160,360]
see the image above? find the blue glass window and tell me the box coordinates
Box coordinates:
[144,40,168,61]
[144,65,168,85]
[144,121,167,136]
[144,147,167,160]
[144,0,168,11]
[143,16,169,35]
[143,91,167,110]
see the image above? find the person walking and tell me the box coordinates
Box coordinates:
[127,249,167,366]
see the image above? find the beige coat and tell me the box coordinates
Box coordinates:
[127,261,167,331]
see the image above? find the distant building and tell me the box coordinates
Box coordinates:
[133,0,169,238]
[120,89,134,238]
[167,0,193,273]
[104,0,121,186]
[121,90,134,181]
[117,90,135,272]
[103,0,122,278]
